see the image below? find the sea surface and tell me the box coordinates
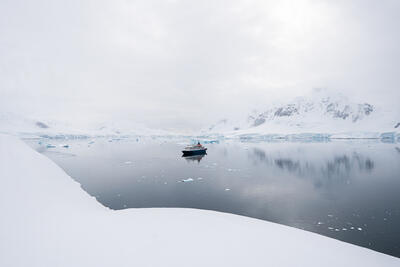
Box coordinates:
[27,137,400,258]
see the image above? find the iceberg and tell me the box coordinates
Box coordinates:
[380,132,396,143]
[180,178,194,183]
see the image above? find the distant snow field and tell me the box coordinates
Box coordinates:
[206,89,400,140]
[0,134,399,266]
[1,90,398,142]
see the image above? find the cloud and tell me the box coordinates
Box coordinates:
[1,0,399,131]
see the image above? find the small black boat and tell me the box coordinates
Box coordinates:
[182,142,207,156]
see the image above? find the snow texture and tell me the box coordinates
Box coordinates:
[0,112,175,139]
[206,89,400,139]
[0,134,399,267]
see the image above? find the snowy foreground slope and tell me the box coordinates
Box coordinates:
[0,135,399,267]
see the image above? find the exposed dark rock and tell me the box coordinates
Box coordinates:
[215,94,377,132]
[36,121,49,128]
[352,115,360,123]
[253,117,265,127]
[274,104,298,117]
[326,104,352,120]
[363,103,373,115]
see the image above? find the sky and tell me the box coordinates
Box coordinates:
[1,0,399,132]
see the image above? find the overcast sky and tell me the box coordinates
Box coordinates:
[1,0,399,131]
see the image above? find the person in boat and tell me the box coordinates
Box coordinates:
[197,142,202,147]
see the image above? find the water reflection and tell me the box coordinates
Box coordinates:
[182,153,206,163]
[251,148,374,179]
[27,138,400,258]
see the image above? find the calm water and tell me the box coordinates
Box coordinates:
[27,138,400,257]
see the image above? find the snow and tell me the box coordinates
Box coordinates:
[0,134,399,267]
[205,89,400,140]
[0,111,182,139]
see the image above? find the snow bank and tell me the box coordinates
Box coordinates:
[0,134,398,267]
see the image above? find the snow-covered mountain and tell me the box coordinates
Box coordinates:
[207,89,399,138]
[2,89,399,140]
[0,112,176,138]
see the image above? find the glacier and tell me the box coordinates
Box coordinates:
[1,90,399,143]
[205,89,399,141]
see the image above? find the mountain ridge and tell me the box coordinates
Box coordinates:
[206,89,399,136]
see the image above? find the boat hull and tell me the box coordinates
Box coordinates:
[182,148,207,156]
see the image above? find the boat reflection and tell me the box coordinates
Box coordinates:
[182,153,206,163]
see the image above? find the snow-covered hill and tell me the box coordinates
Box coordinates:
[207,89,399,139]
[0,112,176,138]
[1,89,399,140]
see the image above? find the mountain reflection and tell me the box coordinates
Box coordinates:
[250,148,374,183]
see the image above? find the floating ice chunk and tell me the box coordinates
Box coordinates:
[335,229,340,231]
[357,227,363,231]
[46,144,56,148]
[203,140,219,144]
[380,132,396,142]
[317,222,324,225]
[225,188,231,191]
[342,228,347,231]
[197,177,203,180]
[327,214,333,217]
[181,178,194,183]
[328,227,334,230]
[350,227,355,230]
